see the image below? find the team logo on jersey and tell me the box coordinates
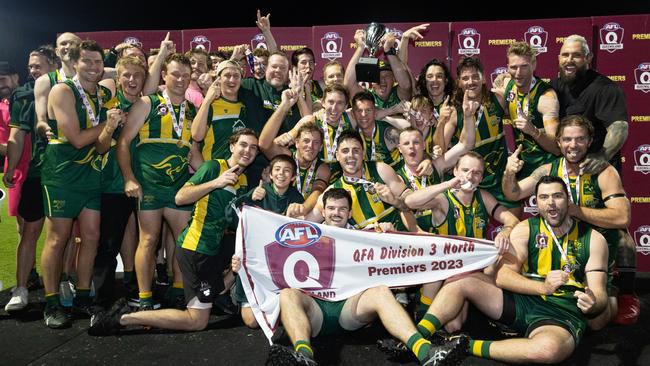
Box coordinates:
[490,67,508,86]
[458,28,481,56]
[599,22,624,53]
[232,119,246,134]
[453,206,460,220]
[634,225,650,255]
[0,188,4,202]
[251,34,267,50]
[524,195,539,215]
[321,32,343,61]
[156,104,168,116]
[123,37,142,49]
[266,223,335,290]
[633,144,650,174]
[634,63,650,93]
[524,26,548,54]
[190,35,211,52]
[535,232,548,249]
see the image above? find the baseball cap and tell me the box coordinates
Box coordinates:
[216,60,243,77]
[378,59,392,72]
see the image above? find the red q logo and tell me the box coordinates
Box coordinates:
[524,195,539,216]
[634,226,650,255]
[524,26,548,54]
[265,222,335,290]
[320,32,343,61]
[634,63,650,93]
[458,28,481,56]
[599,22,624,53]
[190,35,211,52]
[251,34,267,50]
[634,144,650,174]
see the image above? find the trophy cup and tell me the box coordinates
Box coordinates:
[356,22,386,83]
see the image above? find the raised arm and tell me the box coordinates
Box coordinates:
[143,33,174,95]
[259,89,299,159]
[343,29,366,98]
[502,148,551,201]
[191,78,220,142]
[382,33,412,101]
[256,10,278,53]
[397,24,429,65]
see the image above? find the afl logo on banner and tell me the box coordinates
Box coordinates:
[266,222,335,290]
[321,32,343,61]
[458,28,481,56]
[634,144,650,174]
[634,63,650,93]
[251,34,267,50]
[599,22,624,53]
[634,225,650,255]
[123,37,142,49]
[524,26,548,54]
[275,222,322,248]
[190,35,211,52]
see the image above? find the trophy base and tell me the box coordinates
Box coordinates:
[356,57,380,83]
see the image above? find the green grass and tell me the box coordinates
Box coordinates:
[0,173,46,290]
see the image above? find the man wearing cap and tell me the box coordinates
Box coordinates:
[192,60,249,161]
[344,30,412,109]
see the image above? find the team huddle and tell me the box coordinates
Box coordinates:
[0,12,639,366]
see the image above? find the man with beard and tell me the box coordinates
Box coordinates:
[3,48,57,312]
[259,88,330,216]
[503,115,638,326]
[443,57,520,216]
[345,29,412,109]
[266,188,451,366]
[117,53,196,311]
[89,129,259,335]
[551,35,628,175]
[504,42,561,179]
[412,175,608,365]
[41,40,119,328]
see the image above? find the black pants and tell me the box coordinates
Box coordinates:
[92,193,136,308]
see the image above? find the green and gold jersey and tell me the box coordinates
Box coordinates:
[370,86,400,109]
[330,161,399,229]
[100,89,133,193]
[436,189,489,238]
[9,80,46,178]
[134,92,195,192]
[41,80,111,191]
[200,96,248,161]
[177,159,249,256]
[525,216,592,301]
[549,157,620,269]
[46,69,68,88]
[311,79,323,103]
[292,148,325,199]
[452,93,507,192]
[360,120,400,166]
[505,78,555,178]
[395,161,441,233]
[317,112,354,163]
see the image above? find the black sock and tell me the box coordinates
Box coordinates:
[618,268,636,294]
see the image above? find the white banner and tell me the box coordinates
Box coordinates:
[235,206,499,343]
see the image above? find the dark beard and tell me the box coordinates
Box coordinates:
[559,65,588,85]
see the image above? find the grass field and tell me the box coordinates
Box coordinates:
[0,173,46,291]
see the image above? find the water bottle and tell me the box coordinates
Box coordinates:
[59,280,73,307]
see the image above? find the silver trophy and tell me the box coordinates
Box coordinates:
[356,22,387,83]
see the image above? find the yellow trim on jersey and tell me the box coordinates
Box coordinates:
[136,138,191,148]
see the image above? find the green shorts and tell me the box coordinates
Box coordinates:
[42,185,100,218]
[507,291,586,344]
[314,298,346,337]
[139,186,192,211]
